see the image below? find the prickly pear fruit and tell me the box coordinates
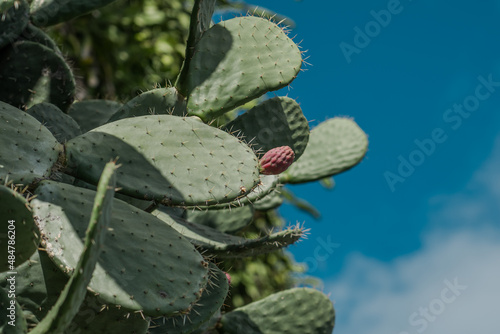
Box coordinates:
[260,146,295,175]
[225,272,232,286]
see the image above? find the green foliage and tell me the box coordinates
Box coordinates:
[45,0,193,99]
[0,0,368,332]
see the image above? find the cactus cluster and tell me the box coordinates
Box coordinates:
[0,0,368,333]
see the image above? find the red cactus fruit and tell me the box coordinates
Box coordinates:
[259,146,295,175]
[225,272,232,285]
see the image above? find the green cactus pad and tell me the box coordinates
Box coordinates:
[68,100,123,133]
[18,23,60,53]
[65,115,261,207]
[281,117,368,184]
[223,97,309,160]
[30,162,117,334]
[150,263,228,334]
[30,0,118,27]
[164,205,254,234]
[0,0,29,49]
[0,251,48,326]
[0,185,39,272]
[153,207,303,258]
[27,103,82,143]
[0,101,62,185]
[31,251,70,325]
[65,294,149,334]
[220,287,335,334]
[107,87,186,123]
[189,0,215,45]
[0,41,75,112]
[236,174,279,207]
[0,285,28,333]
[176,0,216,95]
[0,250,149,333]
[252,187,283,211]
[0,249,72,327]
[72,178,155,211]
[195,174,279,211]
[186,16,302,120]
[32,180,209,317]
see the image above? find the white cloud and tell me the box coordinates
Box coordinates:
[326,137,500,334]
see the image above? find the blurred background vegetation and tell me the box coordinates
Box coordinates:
[46,0,192,100]
[45,0,315,310]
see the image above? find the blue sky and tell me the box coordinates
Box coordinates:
[244,0,500,332]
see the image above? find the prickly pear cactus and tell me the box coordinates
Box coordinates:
[0,0,368,333]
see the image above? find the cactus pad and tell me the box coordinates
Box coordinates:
[253,187,284,211]
[196,174,280,211]
[0,101,62,185]
[281,117,368,184]
[0,0,29,49]
[30,0,119,27]
[186,16,302,120]
[27,102,82,143]
[0,185,39,272]
[0,286,28,333]
[150,263,228,334]
[223,97,309,160]
[175,0,216,94]
[0,250,69,327]
[68,100,123,133]
[107,87,186,123]
[32,180,209,317]
[18,23,61,53]
[0,41,75,111]
[153,207,304,258]
[164,205,254,234]
[30,162,118,334]
[220,287,335,333]
[66,294,150,334]
[65,115,261,206]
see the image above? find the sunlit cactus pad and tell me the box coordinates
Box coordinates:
[220,287,335,333]
[186,16,302,120]
[281,117,368,184]
[65,115,261,206]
